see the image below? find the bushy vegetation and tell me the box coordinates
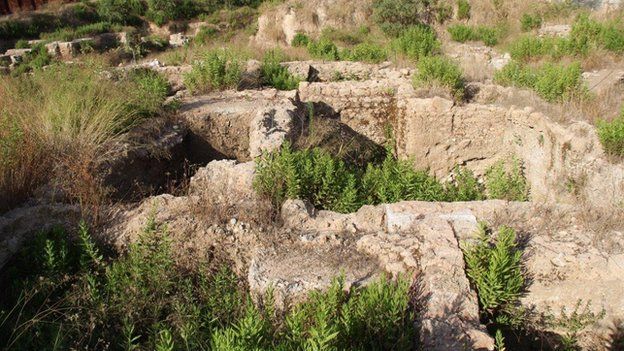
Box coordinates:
[291,32,311,47]
[96,0,144,25]
[509,14,624,61]
[485,158,530,201]
[372,0,451,37]
[40,21,122,42]
[413,56,465,100]
[447,24,502,46]
[260,50,302,90]
[254,142,527,213]
[10,44,52,77]
[456,0,471,20]
[520,13,542,32]
[462,223,526,347]
[0,219,417,350]
[184,49,243,94]
[494,61,586,102]
[0,63,169,212]
[342,43,389,63]
[597,111,624,157]
[307,37,342,61]
[391,25,441,60]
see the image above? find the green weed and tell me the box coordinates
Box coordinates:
[597,112,624,157]
[392,25,441,60]
[307,37,341,61]
[456,0,471,20]
[260,50,302,90]
[447,24,502,46]
[183,49,242,94]
[342,42,388,63]
[520,13,542,32]
[291,32,310,47]
[413,55,465,100]
[373,0,451,36]
[485,158,529,201]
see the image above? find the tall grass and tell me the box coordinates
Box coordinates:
[0,63,168,213]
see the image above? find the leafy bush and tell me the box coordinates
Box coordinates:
[392,25,440,60]
[0,220,417,350]
[494,61,586,102]
[520,13,542,32]
[184,49,242,94]
[307,37,341,60]
[96,0,144,24]
[254,142,488,213]
[194,25,219,43]
[456,0,471,20]
[372,0,451,36]
[413,56,465,100]
[342,42,388,63]
[260,50,302,90]
[597,113,624,157]
[10,44,52,77]
[462,223,525,330]
[485,158,529,201]
[14,39,30,49]
[447,24,502,46]
[291,32,310,47]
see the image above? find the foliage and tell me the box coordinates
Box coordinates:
[10,44,52,77]
[342,42,388,63]
[96,0,144,24]
[495,61,586,102]
[40,21,122,42]
[254,142,490,213]
[413,55,465,100]
[597,113,624,157]
[447,24,502,46]
[520,13,542,32]
[14,39,30,49]
[260,50,302,90]
[456,0,471,20]
[0,220,417,350]
[372,0,451,37]
[184,49,242,94]
[509,14,624,61]
[543,300,605,351]
[391,25,440,60]
[307,37,341,61]
[462,222,526,344]
[291,32,310,47]
[485,158,530,201]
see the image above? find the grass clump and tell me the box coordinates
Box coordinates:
[413,56,465,100]
[40,21,121,42]
[10,44,52,77]
[184,49,242,94]
[597,112,624,158]
[392,25,441,60]
[456,0,471,20]
[447,24,502,46]
[0,219,417,350]
[494,61,586,102]
[0,63,169,212]
[520,13,542,32]
[485,158,529,201]
[260,50,302,90]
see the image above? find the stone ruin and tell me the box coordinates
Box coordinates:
[1,59,623,350]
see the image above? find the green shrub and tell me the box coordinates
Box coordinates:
[10,44,52,77]
[372,0,450,36]
[184,49,242,94]
[456,0,471,20]
[195,25,219,43]
[495,61,586,102]
[96,0,144,24]
[392,25,440,60]
[447,24,502,46]
[520,13,542,32]
[0,219,417,350]
[14,39,30,49]
[260,50,302,90]
[40,21,121,42]
[127,69,170,116]
[254,142,487,213]
[413,56,465,100]
[462,223,525,329]
[291,32,310,47]
[485,158,529,201]
[307,37,341,60]
[342,42,388,63]
[597,114,624,157]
